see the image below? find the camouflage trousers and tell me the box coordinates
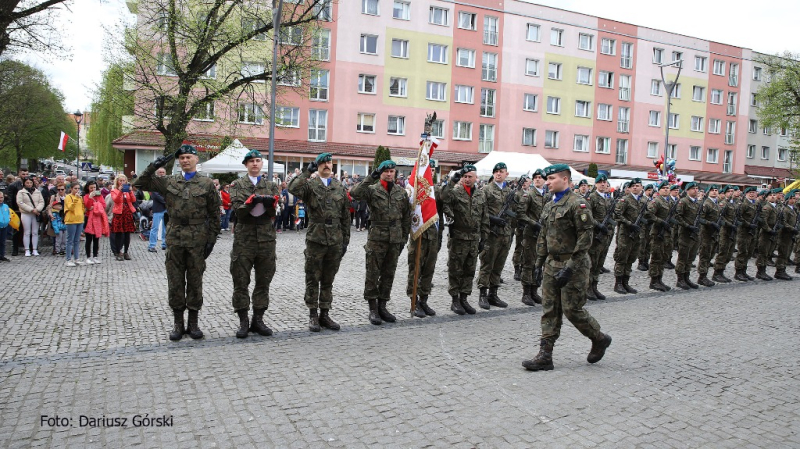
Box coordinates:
[230,239,276,311]
[520,230,541,286]
[697,230,719,276]
[734,227,756,270]
[613,228,641,277]
[794,236,800,263]
[478,232,512,288]
[589,231,612,282]
[540,254,601,344]
[675,230,700,275]
[648,230,672,278]
[511,226,525,267]
[165,245,206,311]
[638,223,652,262]
[406,237,439,298]
[755,233,777,268]
[775,233,794,270]
[303,240,344,310]
[364,240,404,302]
[447,238,479,296]
[713,226,736,271]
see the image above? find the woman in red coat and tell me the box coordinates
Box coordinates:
[110,174,137,261]
[83,180,109,264]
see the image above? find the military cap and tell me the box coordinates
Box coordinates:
[743,186,758,194]
[492,162,507,173]
[578,179,588,186]
[241,149,262,164]
[705,184,719,193]
[462,164,477,173]
[519,174,530,182]
[622,182,630,190]
[720,185,730,193]
[683,181,699,191]
[757,189,769,196]
[771,187,784,195]
[669,184,680,191]
[377,160,397,172]
[732,186,740,191]
[786,192,796,201]
[644,183,654,191]
[533,168,546,179]
[315,152,333,163]
[174,144,198,157]
[790,189,800,196]
[629,177,642,186]
[656,181,669,190]
[543,164,570,176]
[595,173,608,183]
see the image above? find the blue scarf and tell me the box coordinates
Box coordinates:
[184,172,197,181]
[554,190,567,203]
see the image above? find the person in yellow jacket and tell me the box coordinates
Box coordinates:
[64,182,86,266]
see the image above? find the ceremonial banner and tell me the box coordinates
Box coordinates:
[408,137,439,240]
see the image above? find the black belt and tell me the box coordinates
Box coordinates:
[371,220,398,226]
[177,218,207,226]
[311,218,334,225]
[549,253,571,262]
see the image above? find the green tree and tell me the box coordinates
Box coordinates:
[372,145,391,171]
[587,163,598,179]
[87,63,132,168]
[0,0,71,57]
[0,59,75,170]
[754,52,800,177]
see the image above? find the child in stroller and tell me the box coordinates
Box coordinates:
[138,199,154,240]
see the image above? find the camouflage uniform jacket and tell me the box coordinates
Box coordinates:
[614,192,646,228]
[588,190,615,234]
[760,202,778,232]
[441,183,488,241]
[738,199,758,231]
[535,189,593,272]
[676,196,702,237]
[132,167,220,247]
[646,195,672,237]
[509,189,526,229]
[350,176,410,244]
[483,181,514,236]
[720,198,737,227]
[287,171,350,246]
[229,176,280,243]
[516,187,546,240]
[699,197,724,229]
[780,205,798,238]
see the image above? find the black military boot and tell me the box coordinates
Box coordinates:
[675,272,690,290]
[378,299,396,323]
[587,284,598,301]
[660,275,671,291]
[712,269,732,283]
[774,269,793,281]
[459,293,476,315]
[419,295,435,316]
[767,258,776,267]
[665,259,676,270]
[795,264,800,274]
[697,274,715,287]
[649,276,668,292]
[309,309,321,332]
[368,299,382,325]
[478,287,490,310]
[487,286,508,308]
[587,333,612,364]
[235,309,249,339]
[745,269,756,281]
[186,309,204,339]
[684,272,699,289]
[756,266,773,281]
[250,308,273,336]
[622,276,638,294]
[530,285,543,304]
[734,268,750,282]
[592,281,606,300]
[521,284,537,306]
[319,308,340,330]
[450,294,466,315]
[637,260,649,271]
[169,308,185,341]
[513,265,521,281]
[600,266,611,274]
[522,339,554,371]
[413,296,427,318]
[613,276,627,294]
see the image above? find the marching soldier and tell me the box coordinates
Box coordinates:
[350,160,411,325]
[228,150,279,338]
[646,181,674,291]
[637,184,655,271]
[587,174,614,300]
[522,164,611,372]
[774,191,798,280]
[441,165,488,315]
[511,175,531,281]
[288,153,350,332]
[696,185,723,287]
[675,182,702,290]
[477,163,513,310]
[733,186,760,281]
[612,178,645,294]
[133,144,221,341]
[518,169,547,305]
[711,186,737,283]
[755,189,780,281]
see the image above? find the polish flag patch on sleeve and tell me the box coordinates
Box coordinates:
[580,203,587,208]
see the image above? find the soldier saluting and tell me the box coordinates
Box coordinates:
[133,144,221,341]
[523,164,611,372]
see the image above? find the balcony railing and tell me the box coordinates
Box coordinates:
[617,120,629,133]
[727,104,736,116]
[619,87,630,101]
[725,133,734,145]
[483,30,498,46]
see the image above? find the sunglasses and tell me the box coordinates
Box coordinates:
[57,188,65,191]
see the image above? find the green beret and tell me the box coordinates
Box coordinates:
[533,169,545,179]
[493,162,507,173]
[174,144,198,157]
[771,187,783,195]
[519,174,530,182]
[758,189,769,196]
[462,164,477,173]
[683,181,699,191]
[720,185,730,193]
[706,184,719,193]
[578,179,588,186]
[629,178,642,186]
[656,181,669,190]
[595,173,608,183]
[316,152,333,163]
[377,160,397,172]
[644,183,654,191]
[733,186,740,191]
[786,192,795,201]
[543,164,570,177]
[241,149,262,165]
[429,160,436,169]
[743,186,757,194]
[790,189,800,196]
[669,184,680,191]
[622,182,630,190]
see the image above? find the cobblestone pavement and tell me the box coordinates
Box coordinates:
[1,229,798,447]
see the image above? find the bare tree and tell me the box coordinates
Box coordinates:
[0,0,71,57]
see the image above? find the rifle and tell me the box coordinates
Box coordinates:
[769,205,785,243]
[595,195,618,235]
[793,211,800,244]
[729,201,742,242]
[490,181,524,232]
[747,202,762,236]
[712,200,727,230]
[689,199,704,237]
[657,197,680,239]
[627,198,649,239]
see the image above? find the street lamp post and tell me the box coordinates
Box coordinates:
[268,0,285,180]
[74,110,84,182]
[659,60,683,180]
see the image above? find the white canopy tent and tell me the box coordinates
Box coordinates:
[198,139,284,174]
[473,151,591,183]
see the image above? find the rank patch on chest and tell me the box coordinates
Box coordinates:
[581,214,587,222]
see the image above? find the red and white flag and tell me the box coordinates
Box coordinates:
[57,131,69,152]
[408,137,439,240]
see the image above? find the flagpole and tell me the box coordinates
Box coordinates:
[410,137,427,316]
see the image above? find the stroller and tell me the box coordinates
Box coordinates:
[295,202,306,231]
[138,200,154,240]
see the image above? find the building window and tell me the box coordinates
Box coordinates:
[672,51,683,63]
[750,93,758,107]
[523,93,538,112]
[389,77,407,97]
[546,96,561,114]
[649,111,661,127]
[706,148,719,163]
[200,63,217,80]
[431,119,445,139]
[391,39,409,58]
[653,48,664,64]
[692,86,705,102]
[362,0,379,15]
[578,33,594,51]
[619,75,631,101]
[708,118,721,134]
[600,38,616,55]
[690,116,703,132]
[360,34,378,54]
[574,134,589,152]
[668,113,679,129]
[275,106,300,128]
[576,67,592,85]
[710,89,723,105]
[241,61,265,81]
[279,26,303,45]
[620,42,633,68]
[241,18,268,41]
[618,107,630,133]
[666,144,677,160]
[778,147,788,162]
[689,146,701,161]
[763,126,771,135]
[525,58,540,76]
[522,128,537,146]
[526,23,540,42]
[753,67,762,81]
[429,6,448,26]
[695,56,707,73]
[725,121,735,144]
[598,71,614,88]
[427,43,448,64]
[387,115,405,135]
[238,103,264,124]
[457,48,476,68]
[358,74,377,94]
[548,62,562,80]
[310,69,329,101]
[482,52,498,81]
[308,109,327,142]
[575,100,591,118]
[314,0,333,21]
[312,29,331,61]
[357,113,376,133]
[651,80,662,96]
[484,16,499,46]
[746,145,755,159]
[480,88,496,117]
[749,119,757,133]
[545,130,559,148]
[647,141,659,158]
[550,28,563,46]
[713,59,725,76]
[729,63,739,87]
[276,67,301,86]
[393,0,410,20]
[596,137,611,154]
[193,101,215,121]
[669,83,681,99]
[615,139,628,164]
[723,150,733,173]
[761,146,770,160]
[453,121,472,140]
[426,81,446,101]
[479,124,494,153]
[454,85,474,104]
[781,127,789,136]
[597,103,612,121]
[457,11,476,30]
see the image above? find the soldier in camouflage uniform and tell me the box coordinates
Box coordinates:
[228,150,279,339]
[407,178,443,318]
[774,191,798,280]
[695,185,723,287]
[441,165,488,315]
[476,162,515,310]
[351,160,411,326]
[645,181,675,291]
[512,175,531,281]
[792,190,800,272]
[612,178,645,294]
[711,186,737,283]
[577,179,590,198]
[674,182,702,290]
[637,184,655,272]
[755,189,779,280]
[666,184,680,269]
[586,174,615,300]
[517,169,547,306]
[133,144,221,341]
[522,164,611,372]
[288,153,350,332]
[733,186,760,281]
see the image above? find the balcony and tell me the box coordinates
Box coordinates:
[725,134,734,145]
[617,120,629,133]
[619,87,630,101]
[728,75,738,87]
[726,104,736,116]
